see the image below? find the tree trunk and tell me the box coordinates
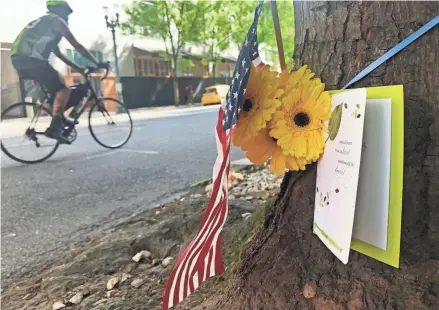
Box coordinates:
[173,76,180,107]
[199,2,439,309]
[212,62,217,84]
[172,58,180,107]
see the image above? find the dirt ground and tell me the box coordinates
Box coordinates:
[1,165,282,310]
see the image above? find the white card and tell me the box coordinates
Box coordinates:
[314,88,367,264]
[352,99,392,250]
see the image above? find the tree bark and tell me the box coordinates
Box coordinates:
[198,2,439,309]
[212,62,217,83]
[172,57,180,107]
[173,76,180,107]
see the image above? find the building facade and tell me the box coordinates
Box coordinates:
[1,42,21,112]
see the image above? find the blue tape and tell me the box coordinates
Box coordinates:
[343,15,439,89]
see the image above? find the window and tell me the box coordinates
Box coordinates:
[134,58,171,77]
[205,88,217,94]
[134,58,142,76]
[159,61,165,76]
[148,60,154,76]
[154,62,159,76]
[142,60,147,76]
[161,61,171,76]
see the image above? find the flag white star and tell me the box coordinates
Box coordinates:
[245,67,249,73]
[243,88,246,94]
[244,38,248,46]
[254,41,257,46]
[235,72,240,80]
[241,59,246,67]
[253,51,258,56]
[233,92,238,99]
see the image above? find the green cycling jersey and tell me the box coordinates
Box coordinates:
[11,13,67,61]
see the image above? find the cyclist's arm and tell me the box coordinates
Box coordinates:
[54,18,99,66]
[53,47,83,72]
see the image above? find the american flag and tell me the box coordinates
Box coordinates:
[163,2,264,309]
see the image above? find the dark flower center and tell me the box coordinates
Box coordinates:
[293,112,311,127]
[243,99,253,112]
[272,137,278,143]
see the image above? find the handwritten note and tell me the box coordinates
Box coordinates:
[314,88,367,264]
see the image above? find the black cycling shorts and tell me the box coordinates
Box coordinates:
[11,55,67,94]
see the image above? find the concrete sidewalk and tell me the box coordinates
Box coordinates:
[0,103,220,139]
[127,102,220,120]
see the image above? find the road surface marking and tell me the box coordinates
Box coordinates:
[118,149,159,155]
[86,151,118,160]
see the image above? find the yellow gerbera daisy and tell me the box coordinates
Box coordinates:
[279,64,315,90]
[231,65,284,147]
[270,72,332,161]
[241,128,310,176]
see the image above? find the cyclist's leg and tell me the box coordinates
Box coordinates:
[12,56,71,143]
[33,62,71,128]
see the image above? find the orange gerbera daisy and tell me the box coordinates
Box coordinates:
[241,128,310,176]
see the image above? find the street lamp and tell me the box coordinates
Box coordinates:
[103,5,123,111]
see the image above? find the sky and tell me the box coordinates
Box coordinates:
[0,0,132,45]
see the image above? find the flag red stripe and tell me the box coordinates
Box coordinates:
[169,156,226,304]
[191,186,228,283]
[179,157,229,302]
[178,139,229,300]
[163,108,231,309]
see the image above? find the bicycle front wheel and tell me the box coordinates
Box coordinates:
[1,102,59,164]
[88,97,133,149]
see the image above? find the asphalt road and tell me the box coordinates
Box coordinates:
[1,107,244,286]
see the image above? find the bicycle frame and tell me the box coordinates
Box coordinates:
[28,69,108,127]
[71,75,100,120]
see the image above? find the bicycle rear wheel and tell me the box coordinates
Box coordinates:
[1,102,59,164]
[88,97,133,149]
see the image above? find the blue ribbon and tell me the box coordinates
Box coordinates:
[343,15,439,89]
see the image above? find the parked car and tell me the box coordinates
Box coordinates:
[201,84,229,105]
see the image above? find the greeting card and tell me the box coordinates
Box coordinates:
[313,88,367,264]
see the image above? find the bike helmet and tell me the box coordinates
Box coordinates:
[46,0,73,14]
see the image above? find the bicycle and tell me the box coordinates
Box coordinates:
[1,63,133,164]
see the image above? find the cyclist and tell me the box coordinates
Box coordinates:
[10,0,107,143]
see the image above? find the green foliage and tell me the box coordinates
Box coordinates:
[179,58,195,69]
[122,1,209,74]
[195,1,234,65]
[227,1,295,66]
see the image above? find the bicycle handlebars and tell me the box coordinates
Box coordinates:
[83,61,111,80]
